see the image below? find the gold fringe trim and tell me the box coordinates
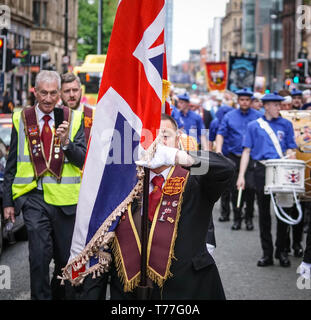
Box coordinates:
[59,165,145,286]
[162,79,171,105]
[111,236,141,292]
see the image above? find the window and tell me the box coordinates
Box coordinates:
[33,1,41,27]
[42,2,47,27]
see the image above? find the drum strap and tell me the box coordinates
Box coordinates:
[257,118,283,158]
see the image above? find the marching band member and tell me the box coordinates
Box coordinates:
[236,92,297,267]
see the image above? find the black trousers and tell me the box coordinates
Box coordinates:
[254,162,288,257]
[227,153,255,223]
[284,205,305,250]
[220,188,231,218]
[22,190,76,300]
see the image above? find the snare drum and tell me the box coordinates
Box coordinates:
[281,110,311,200]
[264,159,305,194]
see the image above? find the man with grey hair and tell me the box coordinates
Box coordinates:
[61,73,94,144]
[3,70,87,299]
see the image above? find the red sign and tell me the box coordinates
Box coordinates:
[205,62,227,91]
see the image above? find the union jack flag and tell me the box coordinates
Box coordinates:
[62,0,167,284]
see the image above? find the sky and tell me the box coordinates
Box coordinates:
[172,0,228,65]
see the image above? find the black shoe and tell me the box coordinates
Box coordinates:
[257,256,273,267]
[245,219,254,231]
[219,216,229,222]
[293,243,303,258]
[231,221,241,230]
[277,252,291,267]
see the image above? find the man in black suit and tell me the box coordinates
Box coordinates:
[3,70,86,300]
[109,114,234,300]
[298,217,311,280]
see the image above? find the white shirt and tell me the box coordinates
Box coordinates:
[35,104,55,133]
[149,166,171,194]
[35,105,55,190]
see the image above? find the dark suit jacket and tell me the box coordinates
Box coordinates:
[3,109,86,216]
[303,222,311,263]
[110,151,235,300]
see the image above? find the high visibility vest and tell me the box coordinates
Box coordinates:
[12,109,83,206]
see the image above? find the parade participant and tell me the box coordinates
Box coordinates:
[298,217,311,280]
[3,70,87,299]
[177,92,208,150]
[251,92,264,114]
[216,88,261,231]
[108,113,235,300]
[60,73,94,144]
[291,88,303,110]
[280,96,293,111]
[209,105,233,222]
[236,92,297,267]
[190,97,213,130]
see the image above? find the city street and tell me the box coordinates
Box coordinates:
[0,200,310,300]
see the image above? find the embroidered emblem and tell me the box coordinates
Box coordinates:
[162,177,186,196]
[28,126,38,136]
[84,116,93,128]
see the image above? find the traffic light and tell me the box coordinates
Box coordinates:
[285,78,292,88]
[0,36,7,72]
[40,53,51,70]
[296,58,308,83]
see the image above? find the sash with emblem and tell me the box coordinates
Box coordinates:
[22,105,71,179]
[83,105,93,144]
[112,165,189,292]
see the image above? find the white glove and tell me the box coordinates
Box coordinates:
[206,243,215,257]
[298,261,311,279]
[135,144,178,169]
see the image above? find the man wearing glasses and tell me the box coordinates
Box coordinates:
[3,70,87,299]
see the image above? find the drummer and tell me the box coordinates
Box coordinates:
[236,92,297,268]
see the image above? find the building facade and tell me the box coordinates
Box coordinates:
[0,0,33,106]
[0,0,78,106]
[221,0,243,61]
[31,0,78,73]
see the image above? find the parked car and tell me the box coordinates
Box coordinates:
[0,114,27,257]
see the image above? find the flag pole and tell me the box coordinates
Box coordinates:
[137,166,152,300]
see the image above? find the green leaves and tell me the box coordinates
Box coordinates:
[78,0,118,60]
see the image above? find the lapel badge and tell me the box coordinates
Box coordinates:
[158,212,166,222]
[32,139,37,145]
[172,201,178,208]
[55,147,60,153]
[55,154,59,159]
[167,217,175,224]
[162,200,167,206]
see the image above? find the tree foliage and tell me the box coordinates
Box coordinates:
[77,0,118,60]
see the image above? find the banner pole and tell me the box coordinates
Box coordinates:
[137,167,152,300]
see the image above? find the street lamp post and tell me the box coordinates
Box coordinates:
[97,0,103,55]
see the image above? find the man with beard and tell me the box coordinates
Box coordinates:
[61,73,94,144]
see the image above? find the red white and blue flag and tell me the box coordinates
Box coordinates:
[62,0,167,284]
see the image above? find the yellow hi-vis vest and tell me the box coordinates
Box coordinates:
[12,109,83,206]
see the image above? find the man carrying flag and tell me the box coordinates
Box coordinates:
[61,0,234,300]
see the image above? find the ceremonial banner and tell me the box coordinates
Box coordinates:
[205,62,227,91]
[62,0,166,285]
[227,54,257,92]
